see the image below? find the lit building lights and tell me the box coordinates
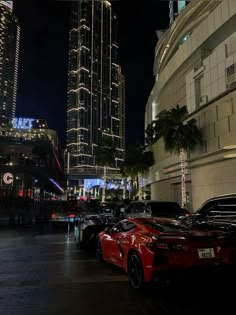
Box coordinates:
[180,148,186,208]
[49,178,64,193]
[0,1,13,11]
[66,0,125,175]
[0,1,20,125]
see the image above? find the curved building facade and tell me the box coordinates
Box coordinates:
[145,0,236,211]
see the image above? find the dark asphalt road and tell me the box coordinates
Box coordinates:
[0,223,235,315]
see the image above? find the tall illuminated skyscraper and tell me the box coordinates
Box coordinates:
[66,0,125,177]
[0,1,20,125]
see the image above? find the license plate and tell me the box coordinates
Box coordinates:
[197,248,215,259]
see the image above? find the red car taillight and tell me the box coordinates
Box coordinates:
[145,242,184,252]
[51,213,56,219]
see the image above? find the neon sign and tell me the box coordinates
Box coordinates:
[12,118,34,130]
[3,172,13,185]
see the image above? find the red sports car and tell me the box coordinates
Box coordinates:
[97,217,236,289]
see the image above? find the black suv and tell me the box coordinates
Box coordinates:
[194,194,236,222]
[124,200,188,219]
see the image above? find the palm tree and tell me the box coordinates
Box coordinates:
[146,105,202,208]
[145,110,170,146]
[121,144,154,200]
[94,138,116,202]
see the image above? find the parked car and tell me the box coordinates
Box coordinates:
[113,202,129,218]
[97,217,236,289]
[124,200,189,219]
[74,203,126,249]
[97,203,115,215]
[99,213,120,225]
[74,214,107,249]
[189,194,236,228]
[99,202,128,225]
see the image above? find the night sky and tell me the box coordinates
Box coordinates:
[13,0,170,147]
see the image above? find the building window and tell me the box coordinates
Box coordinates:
[226,64,236,90]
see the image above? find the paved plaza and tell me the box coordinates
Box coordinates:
[0,223,235,315]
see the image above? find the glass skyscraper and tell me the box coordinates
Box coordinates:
[0,0,20,126]
[66,0,125,177]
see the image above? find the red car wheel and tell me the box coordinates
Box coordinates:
[128,252,144,289]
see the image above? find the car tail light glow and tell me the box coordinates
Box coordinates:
[145,242,168,251]
[69,214,75,218]
[145,242,185,252]
[51,213,56,219]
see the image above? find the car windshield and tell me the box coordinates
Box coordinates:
[149,202,182,216]
[144,220,191,233]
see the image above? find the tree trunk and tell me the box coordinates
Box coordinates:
[102,165,107,203]
[128,176,131,199]
[179,148,187,208]
[138,173,143,200]
[122,177,126,200]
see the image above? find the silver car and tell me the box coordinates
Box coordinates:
[74,214,105,249]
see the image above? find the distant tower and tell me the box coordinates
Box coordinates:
[0,1,20,126]
[66,0,125,176]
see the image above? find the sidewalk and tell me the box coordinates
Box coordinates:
[0,224,129,315]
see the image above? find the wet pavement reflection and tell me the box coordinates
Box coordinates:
[0,223,234,315]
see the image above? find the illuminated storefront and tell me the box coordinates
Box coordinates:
[0,117,65,221]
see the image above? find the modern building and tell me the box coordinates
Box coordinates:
[0,0,20,126]
[145,0,236,211]
[66,0,125,184]
[0,117,65,222]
